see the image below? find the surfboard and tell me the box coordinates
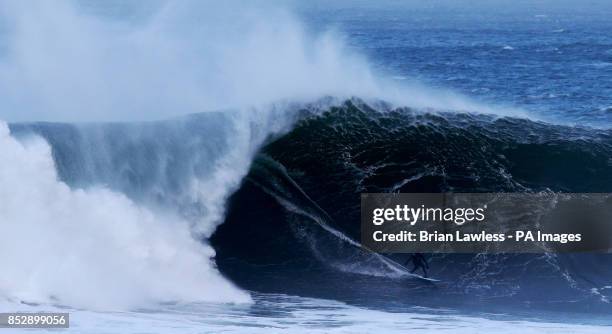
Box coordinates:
[412,275,440,282]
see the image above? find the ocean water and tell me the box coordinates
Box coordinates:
[2,1,612,333]
[2,293,612,334]
[304,2,612,126]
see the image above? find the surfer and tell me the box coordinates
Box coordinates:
[405,253,429,277]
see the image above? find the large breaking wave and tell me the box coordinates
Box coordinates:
[0,0,608,313]
[4,99,612,313]
[0,0,515,310]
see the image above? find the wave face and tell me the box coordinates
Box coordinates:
[212,99,612,312]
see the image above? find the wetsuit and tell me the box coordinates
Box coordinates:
[406,253,429,277]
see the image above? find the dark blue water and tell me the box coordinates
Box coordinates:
[302,3,612,126]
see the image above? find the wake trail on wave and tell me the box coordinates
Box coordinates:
[247,155,432,281]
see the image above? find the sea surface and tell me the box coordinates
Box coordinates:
[303,2,612,126]
[2,1,612,333]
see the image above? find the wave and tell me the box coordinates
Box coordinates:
[3,98,612,312]
[213,99,612,311]
[0,0,516,310]
[0,0,608,313]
